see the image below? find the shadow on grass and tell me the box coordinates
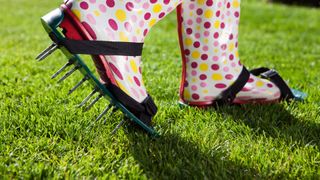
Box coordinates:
[216,103,320,149]
[126,102,319,178]
[126,132,261,179]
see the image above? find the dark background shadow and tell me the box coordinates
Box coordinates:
[269,0,320,7]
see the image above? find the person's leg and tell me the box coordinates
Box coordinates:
[68,0,182,103]
[177,0,295,106]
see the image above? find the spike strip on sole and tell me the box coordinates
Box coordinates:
[39,8,159,137]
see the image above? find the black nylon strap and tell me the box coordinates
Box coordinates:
[49,33,144,56]
[61,39,144,56]
[106,83,157,126]
[215,66,250,105]
[250,67,294,101]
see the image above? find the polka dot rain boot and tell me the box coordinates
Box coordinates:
[37,0,182,136]
[176,0,306,106]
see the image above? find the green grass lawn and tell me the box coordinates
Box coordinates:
[1,0,320,179]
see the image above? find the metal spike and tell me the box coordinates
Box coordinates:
[85,94,103,111]
[51,59,75,79]
[68,75,90,95]
[111,119,127,135]
[103,107,119,124]
[36,43,59,61]
[78,87,98,108]
[96,104,113,121]
[57,65,80,83]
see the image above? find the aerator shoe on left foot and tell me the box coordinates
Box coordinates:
[176,0,306,107]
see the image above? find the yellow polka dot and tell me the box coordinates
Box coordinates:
[153,4,162,13]
[212,74,223,81]
[136,29,141,35]
[72,9,81,19]
[214,21,220,29]
[94,10,100,16]
[192,78,197,83]
[130,59,138,73]
[204,39,209,44]
[191,51,200,59]
[196,26,201,31]
[119,32,129,41]
[127,76,133,84]
[197,0,205,5]
[115,10,126,22]
[204,10,213,19]
[229,43,235,51]
[199,63,209,71]
[256,81,264,87]
[235,51,239,58]
[184,90,191,99]
[118,82,129,95]
[214,49,219,53]
[149,18,156,27]
[185,38,193,46]
[233,0,240,8]
[203,89,209,94]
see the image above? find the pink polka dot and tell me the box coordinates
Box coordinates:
[80,2,89,10]
[191,62,198,68]
[87,14,96,24]
[144,13,151,20]
[82,22,97,40]
[200,82,207,87]
[195,33,201,39]
[191,70,197,76]
[108,19,118,31]
[125,22,132,32]
[191,85,198,91]
[134,76,141,86]
[126,2,134,11]
[131,88,140,99]
[204,31,210,37]
[213,56,219,61]
[200,74,207,80]
[215,83,227,89]
[225,74,234,80]
[106,0,115,7]
[267,83,274,88]
[99,4,106,12]
[211,64,220,70]
[109,63,123,80]
[192,94,200,100]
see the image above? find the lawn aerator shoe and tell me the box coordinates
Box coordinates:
[176,0,306,107]
[37,0,182,136]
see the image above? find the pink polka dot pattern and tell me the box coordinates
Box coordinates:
[69,0,182,103]
[178,0,281,104]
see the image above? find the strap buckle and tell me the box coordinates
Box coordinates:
[261,69,278,79]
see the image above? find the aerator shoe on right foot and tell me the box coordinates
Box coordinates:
[37,0,182,136]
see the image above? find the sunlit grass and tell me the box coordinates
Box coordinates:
[0,1,319,178]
